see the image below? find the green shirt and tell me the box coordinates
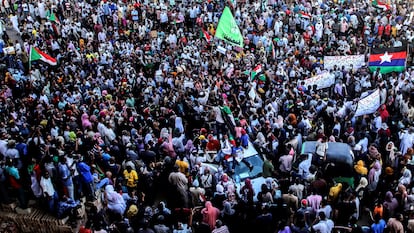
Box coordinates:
[263,160,274,178]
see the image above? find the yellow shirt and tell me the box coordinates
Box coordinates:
[391,26,397,37]
[123,170,138,187]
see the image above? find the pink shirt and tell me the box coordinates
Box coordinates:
[307,194,322,212]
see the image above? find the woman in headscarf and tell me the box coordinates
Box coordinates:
[395,184,408,212]
[212,184,226,210]
[104,185,126,216]
[221,200,235,217]
[226,183,237,205]
[81,113,92,130]
[185,139,195,156]
[367,161,381,192]
[220,174,231,191]
[258,183,274,205]
[221,200,236,230]
[240,178,255,205]
[385,142,398,168]
[356,177,368,200]
[254,132,267,149]
[383,191,398,219]
[174,116,184,134]
[201,201,220,230]
[399,167,412,186]
[354,160,368,176]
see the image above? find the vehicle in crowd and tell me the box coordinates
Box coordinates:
[300,141,355,187]
[202,141,267,202]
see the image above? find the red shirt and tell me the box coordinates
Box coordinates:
[378,24,385,36]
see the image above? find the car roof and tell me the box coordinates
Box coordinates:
[301,141,354,166]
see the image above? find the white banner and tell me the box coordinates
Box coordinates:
[324,55,365,71]
[216,45,227,55]
[354,89,380,117]
[301,72,334,90]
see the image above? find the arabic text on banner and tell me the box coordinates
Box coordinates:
[324,55,365,71]
[354,89,380,117]
[301,72,335,90]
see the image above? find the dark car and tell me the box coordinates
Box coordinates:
[300,141,355,185]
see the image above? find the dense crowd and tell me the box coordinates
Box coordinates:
[1,0,414,232]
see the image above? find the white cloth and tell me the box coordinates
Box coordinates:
[40,176,55,197]
[105,185,126,215]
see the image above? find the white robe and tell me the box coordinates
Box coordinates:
[399,132,414,155]
[10,15,20,34]
[38,2,46,19]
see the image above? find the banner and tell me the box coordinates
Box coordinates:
[354,89,380,117]
[324,55,365,71]
[301,72,334,90]
[215,7,244,48]
[216,45,227,54]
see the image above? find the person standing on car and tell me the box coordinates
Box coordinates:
[315,136,328,165]
[230,139,254,173]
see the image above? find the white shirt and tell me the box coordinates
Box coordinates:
[40,176,55,197]
[312,219,334,233]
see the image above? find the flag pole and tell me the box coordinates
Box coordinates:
[407,42,409,68]
[29,45,32,70]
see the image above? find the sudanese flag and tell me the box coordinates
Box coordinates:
[369,46,406,74]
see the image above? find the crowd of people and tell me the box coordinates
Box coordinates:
[1,0,414,232]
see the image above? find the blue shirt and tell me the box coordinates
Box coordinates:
[59,163,73,186]
[16,143,28,157]
[371,219,386,233]
[240,134,249,148]
[77,162,93,183]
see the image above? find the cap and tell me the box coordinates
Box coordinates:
[301,199,307,206]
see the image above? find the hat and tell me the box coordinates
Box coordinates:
[301,199,307,206]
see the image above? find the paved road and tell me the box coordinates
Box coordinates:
[4,18,23,46]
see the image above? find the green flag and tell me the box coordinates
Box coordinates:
[47,11,60,24]
[215,7,244,48]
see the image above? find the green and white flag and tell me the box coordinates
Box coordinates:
[215,7,244,48]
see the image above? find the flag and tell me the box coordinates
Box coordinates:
[30,47,57,66]
[298,11,311,20]
[371,0,391,11]
[200,28,211,43]
[48,11,60,24]
[251,64,262,80]
[215,6,244,48]
[258,74,266,81]
[242,70,250,76]
[369,46,406,74]
[354,89,381,117]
